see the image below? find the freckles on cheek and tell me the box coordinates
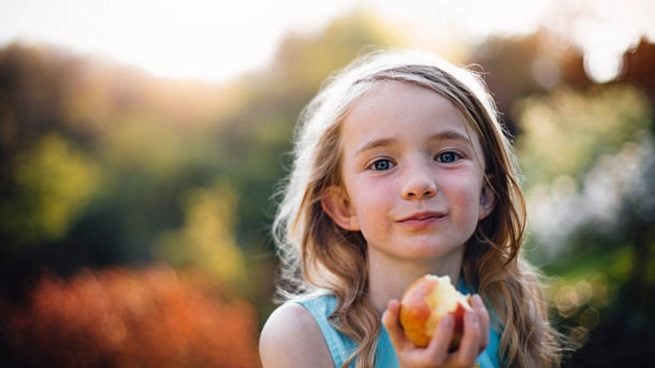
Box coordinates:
[361,225,390,243]
[360,207,392,241]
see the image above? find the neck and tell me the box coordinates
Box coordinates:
[367,247,465,314]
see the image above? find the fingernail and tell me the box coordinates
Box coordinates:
[472,294,484,308]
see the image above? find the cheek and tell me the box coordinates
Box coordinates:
[352,190,388,221]
[349,177,393,208]
[444,178,485,218]
[349,185,394,232]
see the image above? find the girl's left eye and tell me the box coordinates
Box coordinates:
[435,151,461,163]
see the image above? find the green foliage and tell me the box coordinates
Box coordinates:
[155,183,248,291]
[0,134,100,246]
[543,245,633,282]
[269,11,401,96]
[516,85,651,185]
[516,82,655,364]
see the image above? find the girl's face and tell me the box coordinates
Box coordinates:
[322,81,495,266]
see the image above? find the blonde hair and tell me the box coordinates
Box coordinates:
[272,49,561,367]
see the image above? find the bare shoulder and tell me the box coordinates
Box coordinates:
[259,301,333,368]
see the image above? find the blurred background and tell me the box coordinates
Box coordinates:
[1,0,654,366]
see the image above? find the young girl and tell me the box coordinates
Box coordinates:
[259,49,561,367]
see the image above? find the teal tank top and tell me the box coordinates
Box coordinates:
[296,284,501,368]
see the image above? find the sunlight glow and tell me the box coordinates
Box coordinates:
[584,51,623,84]
[0,0,355,82]
[1,0,653,82]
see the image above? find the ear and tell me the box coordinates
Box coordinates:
[478,185,496,221]
[321,186,360,231]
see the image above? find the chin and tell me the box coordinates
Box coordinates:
[403,241,463,262]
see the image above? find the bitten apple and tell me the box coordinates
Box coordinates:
[399,274,472,349]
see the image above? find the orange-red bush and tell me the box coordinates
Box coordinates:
[4,267,260,367]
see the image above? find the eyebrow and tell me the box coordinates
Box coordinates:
[355,130,472,156]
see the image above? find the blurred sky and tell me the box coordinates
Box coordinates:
[1,0,654,83]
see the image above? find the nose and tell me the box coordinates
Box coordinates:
[401,164,437,200]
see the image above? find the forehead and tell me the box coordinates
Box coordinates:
[341,81,481,147]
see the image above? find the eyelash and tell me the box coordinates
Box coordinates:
[435,151,462,163]
[369,158,395,171]
[368,151,462,171]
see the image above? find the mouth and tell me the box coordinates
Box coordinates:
[398,211,447,223]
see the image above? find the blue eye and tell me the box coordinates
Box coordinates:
[371,159,394,171]
[436,151,461,163]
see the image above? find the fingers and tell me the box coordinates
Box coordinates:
[425,314,455,363]
[382,299,407,350]
[385,300,460,367]
[471,294,489,352]
[454,309,481,365]
[383,295,490,368]
[452,294,489,366]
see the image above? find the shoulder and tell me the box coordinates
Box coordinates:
[259,301,334,368]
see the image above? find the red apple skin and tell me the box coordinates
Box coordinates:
[448,302,467,351]
[399,275,437,347]
[399,275,470,350]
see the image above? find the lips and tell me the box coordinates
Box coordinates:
[398,211,447,223]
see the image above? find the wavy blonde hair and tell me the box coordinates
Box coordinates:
[272,49,561,367]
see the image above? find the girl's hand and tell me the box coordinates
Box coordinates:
[382,295,489,368]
